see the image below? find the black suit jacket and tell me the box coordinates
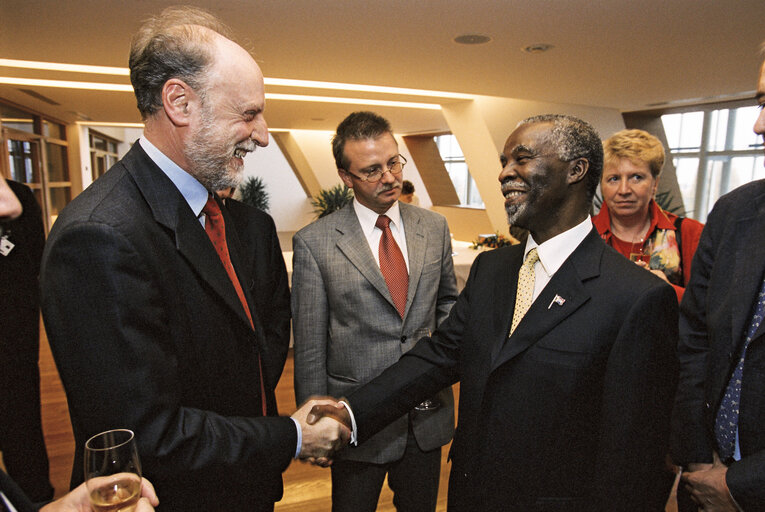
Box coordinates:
[223,198,291,397]
[40,144,294,510]
[348,228,678,511]
[0,469,38,512]
[672,179,765,511]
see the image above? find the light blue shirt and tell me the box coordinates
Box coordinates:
[138,137,208,224]
[138,137,303,458]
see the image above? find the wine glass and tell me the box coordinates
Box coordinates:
[85,429,142,512]
[412,328,440,411]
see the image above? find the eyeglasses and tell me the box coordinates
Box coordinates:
[343,155,407,183]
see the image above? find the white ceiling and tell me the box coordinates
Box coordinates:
[1,0,763,133]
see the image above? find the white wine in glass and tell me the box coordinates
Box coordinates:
[85,429,142,512]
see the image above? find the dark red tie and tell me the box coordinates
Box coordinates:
[203,196,267,416]
[376,215,409,318]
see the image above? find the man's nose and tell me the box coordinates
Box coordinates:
[251,117,269,147]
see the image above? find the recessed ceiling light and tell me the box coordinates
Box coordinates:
[454,34,491,45]
[522,43,554,54]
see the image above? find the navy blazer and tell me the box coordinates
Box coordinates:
[41,143,294,510]
[672,179,765,511]
[348,228,678,511]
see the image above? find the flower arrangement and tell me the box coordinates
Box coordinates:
[470,233,516,250]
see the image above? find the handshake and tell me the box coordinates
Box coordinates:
[291,398,353,467]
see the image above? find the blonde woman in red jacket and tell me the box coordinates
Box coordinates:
[593,129,704,302]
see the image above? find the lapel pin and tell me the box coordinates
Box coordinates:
[547,294,566,309]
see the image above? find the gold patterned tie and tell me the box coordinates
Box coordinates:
[509,248,539,336]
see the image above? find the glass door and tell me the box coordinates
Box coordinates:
[4,128,56,232]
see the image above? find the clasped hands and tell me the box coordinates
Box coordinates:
[682,453,741,512]
[291,397,353,467]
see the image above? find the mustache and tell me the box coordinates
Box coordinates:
[236,140,257,153]
[378,182,402,193]
[500,179,529,194]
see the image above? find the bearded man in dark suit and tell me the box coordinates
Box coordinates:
[40,6,346,511]
[310,114,678,511]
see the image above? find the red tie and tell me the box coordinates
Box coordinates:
[376,215,409,318]
[203,196,267,416]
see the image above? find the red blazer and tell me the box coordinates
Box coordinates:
[593,200,704,301]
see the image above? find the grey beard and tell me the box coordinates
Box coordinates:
[505,203,524,227]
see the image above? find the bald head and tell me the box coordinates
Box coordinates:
[129,6,239,119]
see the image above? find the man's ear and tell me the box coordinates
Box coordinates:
[567,157,589,185]
[338,169,353,189]
[162,78,195,127]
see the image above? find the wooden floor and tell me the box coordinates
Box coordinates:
[26,320,451,510]
[9,318,676,511]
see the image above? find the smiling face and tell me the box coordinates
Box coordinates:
[184,36,268,191]
[600,157,658,222]
[499,122,574,239]
[338,132,402,214]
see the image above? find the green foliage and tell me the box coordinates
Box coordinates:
[311,184,354,219]
[238,176,270,212]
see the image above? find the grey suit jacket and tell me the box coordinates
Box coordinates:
[292,201,457,463]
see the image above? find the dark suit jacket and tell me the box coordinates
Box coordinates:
[0,469,38,512]
[672,179,765,511]
[40,144,294,510]
[348,228,678,511]
[224,198,291,397]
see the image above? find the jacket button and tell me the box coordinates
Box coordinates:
[401,336,407,343]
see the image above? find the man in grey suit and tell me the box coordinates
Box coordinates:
[292,111,458,512]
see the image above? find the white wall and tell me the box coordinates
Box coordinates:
[239,139,314,233]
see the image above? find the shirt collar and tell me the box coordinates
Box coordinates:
[139,137,210,217]
[353,198,402,236]
[524,216,593,277]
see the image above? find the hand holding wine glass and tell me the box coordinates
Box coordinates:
[84,429,145,512]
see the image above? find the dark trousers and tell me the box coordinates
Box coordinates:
[331,430,441,512]
[0,305,53,502]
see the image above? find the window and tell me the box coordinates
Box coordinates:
[434,134,483,207]
[89,130,120,181]
[1,100,71,232]
[662,105,764,222]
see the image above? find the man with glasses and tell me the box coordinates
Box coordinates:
[292,111,458,511]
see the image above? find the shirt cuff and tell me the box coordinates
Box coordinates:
[339,400,358,445]
[290,416,302,458]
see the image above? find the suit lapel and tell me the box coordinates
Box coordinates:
[123,145,253,330]
[334,205,395,308]
[402,204,425,318]
[731,197,765,345]
[490,230,600,372]
[487,247,523,365]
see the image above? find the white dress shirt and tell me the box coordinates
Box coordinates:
[352,198,409,272]
[523,216,593,302]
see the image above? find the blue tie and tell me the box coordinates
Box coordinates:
[714,276,765,461]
